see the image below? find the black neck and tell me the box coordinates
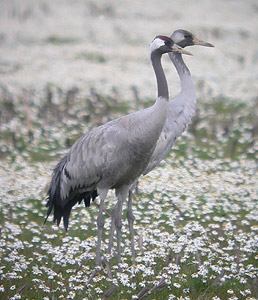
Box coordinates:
[151,51,169,100]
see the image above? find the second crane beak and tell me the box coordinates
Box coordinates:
[172,44,193,56]
[193,36,214,47]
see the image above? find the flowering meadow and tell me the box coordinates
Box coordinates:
[0,1,258,299]
[0,84,257,299]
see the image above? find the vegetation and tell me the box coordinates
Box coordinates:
[0,85,257,299]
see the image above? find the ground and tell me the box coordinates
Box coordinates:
[0,1,258,299]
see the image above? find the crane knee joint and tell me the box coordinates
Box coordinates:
[127,211,135,221]
[97,215,105,228]
[115,218,123,230]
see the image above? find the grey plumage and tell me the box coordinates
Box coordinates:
[45,35,190,265]
[46,155,98,230]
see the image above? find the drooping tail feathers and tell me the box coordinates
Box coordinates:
[44,155,98,231]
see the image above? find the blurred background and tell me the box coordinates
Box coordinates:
[0,0,257,100]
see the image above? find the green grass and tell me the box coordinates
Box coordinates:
[75,51,107,64]
[45,35,79,45]
[0,87,257,299]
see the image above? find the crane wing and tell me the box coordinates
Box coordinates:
[63,121,126,197]
[46,118,130,229]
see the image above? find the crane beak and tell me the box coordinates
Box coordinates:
[172,44,193,56]
[193,36,214,47]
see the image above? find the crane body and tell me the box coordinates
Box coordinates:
[45,35,191,265]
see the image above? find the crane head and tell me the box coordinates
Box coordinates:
[150,35,193,56]
[171,29,214,48]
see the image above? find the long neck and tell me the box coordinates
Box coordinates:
[151,51,169,100]
[169,52,195,98]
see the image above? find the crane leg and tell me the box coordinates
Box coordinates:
[127,190,136,260]
[108,207,116,254]
[96,197,105,266]
[114,187,128,265]
[135,180,140,196]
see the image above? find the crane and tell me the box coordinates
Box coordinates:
[45,35,191,265]
[107,30,214,258]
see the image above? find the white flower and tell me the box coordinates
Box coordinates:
[10,295,21,300]
[173,282,181,288]
[183,288,190,293]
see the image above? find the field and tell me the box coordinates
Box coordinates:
[0,0,258,299]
